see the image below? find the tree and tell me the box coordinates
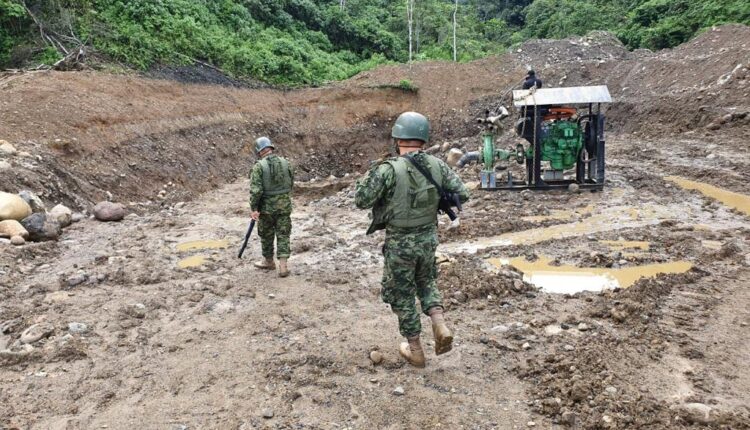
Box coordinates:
[452,0,458,61]
[406,0,415,63]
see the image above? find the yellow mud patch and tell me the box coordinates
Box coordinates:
[176,239,229,252]
[178,255,208,269]
[666,176,750,216]
[489,256,692,294]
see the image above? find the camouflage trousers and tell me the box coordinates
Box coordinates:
[258,213,292,259]
[381,228,443,338]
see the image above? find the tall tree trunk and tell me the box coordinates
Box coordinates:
[453,0,458,62]
[407,0,415,63]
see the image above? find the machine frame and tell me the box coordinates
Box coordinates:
[480,85,611,191]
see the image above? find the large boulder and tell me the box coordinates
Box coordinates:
[0,192,32,221]
[93,201,126,222]
[50,204,73,228]
[18,190,46,213]
[0,140,17,156]
[0,219,28,238]
[20,213,62,242]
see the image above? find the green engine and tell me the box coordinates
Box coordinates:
[532,120,583,171]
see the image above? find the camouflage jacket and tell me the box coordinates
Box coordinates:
[249,154,294,214]
[354,151,470,235]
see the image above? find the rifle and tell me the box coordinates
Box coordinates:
[404,155,462,221]
[237,219,256,259]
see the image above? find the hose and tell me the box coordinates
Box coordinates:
[457,151,480,168]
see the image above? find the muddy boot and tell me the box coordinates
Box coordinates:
[429,308,453,355]
[278,258,289,278]
[399,336,426,368]
[253,258,276,270]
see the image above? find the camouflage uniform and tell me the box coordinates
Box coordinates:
[355,151,469,337]
[249,154,294,259]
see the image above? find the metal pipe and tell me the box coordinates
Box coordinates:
[457,151,480,168]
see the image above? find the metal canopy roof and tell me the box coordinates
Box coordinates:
[513,85,612,107]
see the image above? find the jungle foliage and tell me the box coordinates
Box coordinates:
[1,0,748,85]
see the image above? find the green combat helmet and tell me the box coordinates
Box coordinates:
[392,112,430,143]
[254,137,274,154]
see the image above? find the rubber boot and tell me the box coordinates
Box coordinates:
[399,336,426,368]
[278,258,289,278]
[253,257,276,270]
[429,308,453,355]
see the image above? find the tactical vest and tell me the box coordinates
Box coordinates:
[259,156,292,196]
[384,155,443,229]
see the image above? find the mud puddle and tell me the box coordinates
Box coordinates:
[441,204,678,254]
[489,255,693,294]
[666,176,750,215]
[177,255,209,268]
[176,239,230,252]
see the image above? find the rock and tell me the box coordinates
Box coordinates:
[0,219,28,238]
[10,235,25,246]
[568,183,580,193]
[0,192,32,221]
[706,153,716,160]
[605,386,617,396]
[20,323,54,344]
[561,411,577,425]
[369,350,383,365]
[577,323,589,331]
[706,122,720,130]
[66,273,89,288]
[71,212,85,223]
[68,322,89,334]
[527,421,536,427]
[446,148,464,166]
[440,142,451,152]
[569,382,588,402]
[392,386,405,396]
[491,324,509,333]
[262,409,274,419]
[18,190,46,213]
[675,403,714,424]
[0,160,10,171]
[20,213,62,242]
[50,204,73,228]
[522,342,531,350]
[512,279,525,291]
[520,190,533,200]
[93,201,126,222]
[123,303,147,319]
[425,144,441,154]
[0,141,17,155]
[564,344,575,351]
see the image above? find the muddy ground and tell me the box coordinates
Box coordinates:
[1,26,749,430]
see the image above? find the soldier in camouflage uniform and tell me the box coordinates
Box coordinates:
[249,137,294,278]
[355,112,470,367]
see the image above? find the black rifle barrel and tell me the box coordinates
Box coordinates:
[237,219,256,259]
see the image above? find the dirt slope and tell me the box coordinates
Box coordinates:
[1,25,748,209]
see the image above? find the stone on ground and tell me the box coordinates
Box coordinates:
[0,219,28,238]
[0,141,17,155]
[20,213,62,242]
[20,323,55,344]
[50,204,73,227]
[18,190,46,213]
[93,201,126,222]
[11,235,25,246]
[0,192,32,221]
[446,148,464,167]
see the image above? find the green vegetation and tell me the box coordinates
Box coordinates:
[1,0,748,84]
